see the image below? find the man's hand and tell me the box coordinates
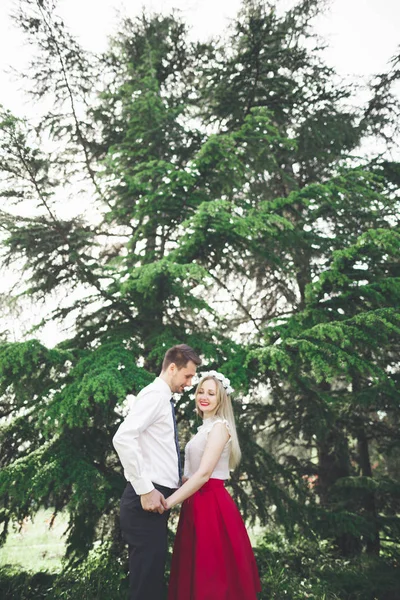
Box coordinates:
[140,489,168,514]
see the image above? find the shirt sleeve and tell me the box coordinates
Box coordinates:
[112,390,164,495]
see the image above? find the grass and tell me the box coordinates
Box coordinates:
[248,521,266,547]
[1,507,262,572]
[0,508,68,573]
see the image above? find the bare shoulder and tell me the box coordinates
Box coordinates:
[207,420,230,444]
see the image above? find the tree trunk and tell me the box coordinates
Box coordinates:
[317,427,362,557]
[357,425,381,555]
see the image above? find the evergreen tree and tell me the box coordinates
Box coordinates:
[0,0,399,576]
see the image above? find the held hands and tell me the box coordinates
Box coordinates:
[142,477,190,512]
[165,476,189,510]
[140,489,168,514]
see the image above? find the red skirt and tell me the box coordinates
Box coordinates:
[168,479,261,600]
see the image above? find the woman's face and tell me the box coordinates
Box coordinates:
[196,378,218,417]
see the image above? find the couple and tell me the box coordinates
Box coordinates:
[113,344,261,599]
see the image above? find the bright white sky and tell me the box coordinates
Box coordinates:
[0,0,399,118]
[0,0,399,346]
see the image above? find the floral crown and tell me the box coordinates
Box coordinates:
[196,370,234,395]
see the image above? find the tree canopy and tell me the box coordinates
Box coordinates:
[0,0,399,577]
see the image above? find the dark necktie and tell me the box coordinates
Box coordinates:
[170,398,182,483]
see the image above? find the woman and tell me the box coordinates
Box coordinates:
[166,371,261,599]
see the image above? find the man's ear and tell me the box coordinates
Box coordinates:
[169,362,177,374]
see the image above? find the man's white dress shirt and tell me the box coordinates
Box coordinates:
[113,377,180,495]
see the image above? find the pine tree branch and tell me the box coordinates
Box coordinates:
[208,269,261,333]
[9,128,135,324]
[34,1,114,212]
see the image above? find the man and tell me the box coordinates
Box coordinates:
[113,344,201,600]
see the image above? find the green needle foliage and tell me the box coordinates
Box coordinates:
[0,1,399,587]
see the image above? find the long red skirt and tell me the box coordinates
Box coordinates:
[168,479,261,600]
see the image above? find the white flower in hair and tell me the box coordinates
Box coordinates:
[197,370,235,395]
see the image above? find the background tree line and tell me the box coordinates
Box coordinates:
[0,0,399,598]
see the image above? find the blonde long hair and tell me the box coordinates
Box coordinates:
[195,376,241,470]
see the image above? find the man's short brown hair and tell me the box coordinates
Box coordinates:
[162,344,201,371]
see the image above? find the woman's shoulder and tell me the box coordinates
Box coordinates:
[202,417,231,438]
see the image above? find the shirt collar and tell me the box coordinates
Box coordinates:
[153,376,172,397]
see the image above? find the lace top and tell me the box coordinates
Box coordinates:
[183,417,231,480]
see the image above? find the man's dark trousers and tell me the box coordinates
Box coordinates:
[120,482,175,600]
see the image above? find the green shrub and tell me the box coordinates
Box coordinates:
[255,532,400,600]
[0,543,128,600]
[2,535,400,600]
[0,565,55,600]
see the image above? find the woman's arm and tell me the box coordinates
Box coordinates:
[166,422,230,509]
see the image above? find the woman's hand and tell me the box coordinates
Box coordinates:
[166,477,188,510]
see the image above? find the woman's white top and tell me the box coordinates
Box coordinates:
[183,416,231,480]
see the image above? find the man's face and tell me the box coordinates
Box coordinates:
[170,360,197,394]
